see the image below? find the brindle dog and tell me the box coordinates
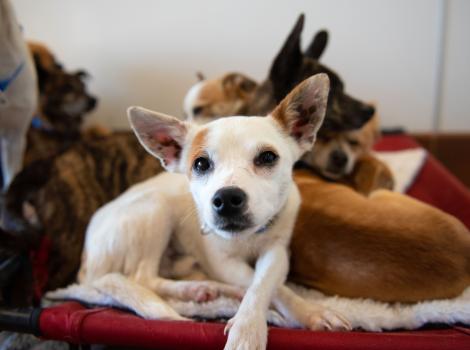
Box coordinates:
[25,42,98,166]
[1,133,161,305]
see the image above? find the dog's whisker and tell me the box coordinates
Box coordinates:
[180,206,197,226]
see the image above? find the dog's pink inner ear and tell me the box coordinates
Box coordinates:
[152,130,182,166]
[291,104,318,142]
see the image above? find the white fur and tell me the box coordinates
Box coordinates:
[0,0,37,189]
[374,148,427,193]
[183,81,203,121]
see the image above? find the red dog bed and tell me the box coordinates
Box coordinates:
[3,134,470,349]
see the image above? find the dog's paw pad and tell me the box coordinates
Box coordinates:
[183,282,221,302]
[193,285,218,302]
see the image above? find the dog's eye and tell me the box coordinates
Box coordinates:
[193,156,212,174]
[192,106,204,115]
[347,139,359,147]
[254,151,278,167]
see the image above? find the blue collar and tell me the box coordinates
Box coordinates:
[0,61,25,92]
[255,215,277,234]
[31,115,53,132]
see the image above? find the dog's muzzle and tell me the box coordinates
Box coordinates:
[326,149,348,177]
[212,186,252,232]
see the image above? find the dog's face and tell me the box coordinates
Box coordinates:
[183,73,258,124]
[30,42,97,133]
[303,116,380,179]
[130,74,329,239]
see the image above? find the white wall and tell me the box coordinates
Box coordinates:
[13,0,470,131]
[440,0,470,131]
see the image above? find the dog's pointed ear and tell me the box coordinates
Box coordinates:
[268,13,304,102]
[270,73,329,155]
[128,106,190,172]
[196,72,205,81]
[305,30,328,59]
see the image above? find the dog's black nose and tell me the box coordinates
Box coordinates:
[361,104,375,118]
[331,150,348,168]
[212,187,247,217]
[88,96,97,110]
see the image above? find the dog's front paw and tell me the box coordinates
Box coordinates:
[300,305,351,331]
[223,314,267,350]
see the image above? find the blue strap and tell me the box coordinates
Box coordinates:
[30,115,53,132]
[0,62,25,92]
[30,115,44,129]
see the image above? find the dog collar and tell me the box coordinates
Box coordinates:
[0,61,25,92]
[31,115,54,132]
[255,213,280,234]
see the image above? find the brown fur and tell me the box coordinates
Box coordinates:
[24,41,99,166]
[186,128,208,177]
[290,170,470,302]
[189,73,257,120]
[28,41,57,72]
[303,115,394,194]
[348,155,394,195]
[4,132,162,292]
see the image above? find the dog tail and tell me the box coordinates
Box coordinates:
[46,273,187,321]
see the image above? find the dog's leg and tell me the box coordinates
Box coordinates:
[274,286,351,331]
[1,132,26,190]
[209,249,350,344]
[148,278,244,302]
[92,273,189,321]
[134,261,243,303]
[213,245,289,350]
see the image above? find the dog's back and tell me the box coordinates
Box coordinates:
[79,172,192,283]
[290,170,470,302]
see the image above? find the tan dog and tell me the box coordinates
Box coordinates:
[290,170,470,302]
[184,72,257,124]
[303,115,394,194]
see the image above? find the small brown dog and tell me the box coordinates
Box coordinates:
[184,72,257,124]
[25,41,99,165]
[291,170,470,302]
[303,115,394,195]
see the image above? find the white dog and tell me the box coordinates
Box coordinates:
[0,0,37,190]
[73,74,350,350]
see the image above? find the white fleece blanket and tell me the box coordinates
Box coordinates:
[374,148,427,193]
[46,282,470,331]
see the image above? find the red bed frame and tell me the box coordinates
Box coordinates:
[3,134,470,349]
